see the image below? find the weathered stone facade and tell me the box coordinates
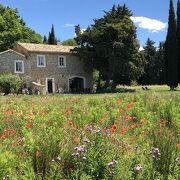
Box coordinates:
[0,49,30,77]
[0,43,93,93]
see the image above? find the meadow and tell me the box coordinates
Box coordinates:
[0,86,180,179]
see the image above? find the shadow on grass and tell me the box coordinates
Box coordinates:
[96,88,136,94]
[154,89,180,92]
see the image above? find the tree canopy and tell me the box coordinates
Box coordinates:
[138,39,165,85]
[74,4,145,88]
[62,39,77,46]
[0,4,42,52]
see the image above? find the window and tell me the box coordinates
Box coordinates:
[58,56,66,68]
[14,60,24,73]
[37,55,46,67]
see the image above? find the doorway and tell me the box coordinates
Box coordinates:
[46,78,54,93]
[69,77,84,93]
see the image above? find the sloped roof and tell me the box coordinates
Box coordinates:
[0,49,25,57]
[17,42,76,53]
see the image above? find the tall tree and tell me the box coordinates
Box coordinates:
[48,24,57,45]
[176,0,180,83]
[138,38,157,85]
[43,35,48,44]
[165,0,178,90]
[74,4,144,88]
[0,4,42,51]
[156,42,165,84]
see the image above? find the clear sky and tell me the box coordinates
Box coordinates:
[0,0,173,48]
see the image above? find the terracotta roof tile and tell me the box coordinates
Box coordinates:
[17,42,76,53]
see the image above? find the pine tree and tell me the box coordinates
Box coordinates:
[138,38,157,85]
[165,0,178,90]
[176,0,180,83]
[48,24,57,45]
[74,4,144,88]
[156,42,165,84]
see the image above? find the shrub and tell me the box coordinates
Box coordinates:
[0,72,23,95]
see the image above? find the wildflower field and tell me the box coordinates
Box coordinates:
[0,90,180,179]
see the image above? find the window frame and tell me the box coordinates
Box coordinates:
[14,60,24,74]
[58,56,66,68]
[37,55,46,67]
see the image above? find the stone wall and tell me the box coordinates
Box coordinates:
[0,51,30,77]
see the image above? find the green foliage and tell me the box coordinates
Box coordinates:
[0,4,42,52]
[48,24,57,45]
[165,0,178,90]
[0,72,23,95]
[139,39,165,85]
[74,4,145,88]
[62,39,77,46]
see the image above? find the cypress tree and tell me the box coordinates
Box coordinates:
[165,0,178,90]
[43,35,47,44]
[177,0,180,83]
[48,24,57,45]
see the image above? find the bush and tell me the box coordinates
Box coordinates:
[0,72,23,95]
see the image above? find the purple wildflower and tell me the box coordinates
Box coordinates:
[72,152,80,158]
[106,129,110,137]
[74,145,85,153]
[108,160,117,168]
[108,172,115,177]
[175,157,180,165]
[134,165,142,172]
[96,127,102,134]
[86,126,93,132]
[151,147,161,159]
[82,156,87,161]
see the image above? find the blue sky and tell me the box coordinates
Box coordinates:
[0,0,172,48]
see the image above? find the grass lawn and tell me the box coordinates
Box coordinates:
[0,86,180,179]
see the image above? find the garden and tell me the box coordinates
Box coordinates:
[0,88,180,179]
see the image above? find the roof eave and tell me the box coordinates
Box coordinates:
[0,49,26,57]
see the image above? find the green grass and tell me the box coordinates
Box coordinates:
[0,87,180,179]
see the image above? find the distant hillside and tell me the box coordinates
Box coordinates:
[0,4,42,52]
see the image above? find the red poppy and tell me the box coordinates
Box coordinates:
[139,121,143,126]
[125,115,132,121]
[110,124,117,132]
[4,118,12,122]
[25,123,33,128]
[116,100,122,105]
[126,103,133,109]
[68,121,73,126]
[120,126,128,134]
[176,144,180,148]
[4,129,16,136]
[99,117,103,123]
[0,135,7,139]
[64,111,71,116]
[132,122,137,127]
[120,128,125,134]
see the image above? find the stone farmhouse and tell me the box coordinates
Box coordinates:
[0,42,92,94]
